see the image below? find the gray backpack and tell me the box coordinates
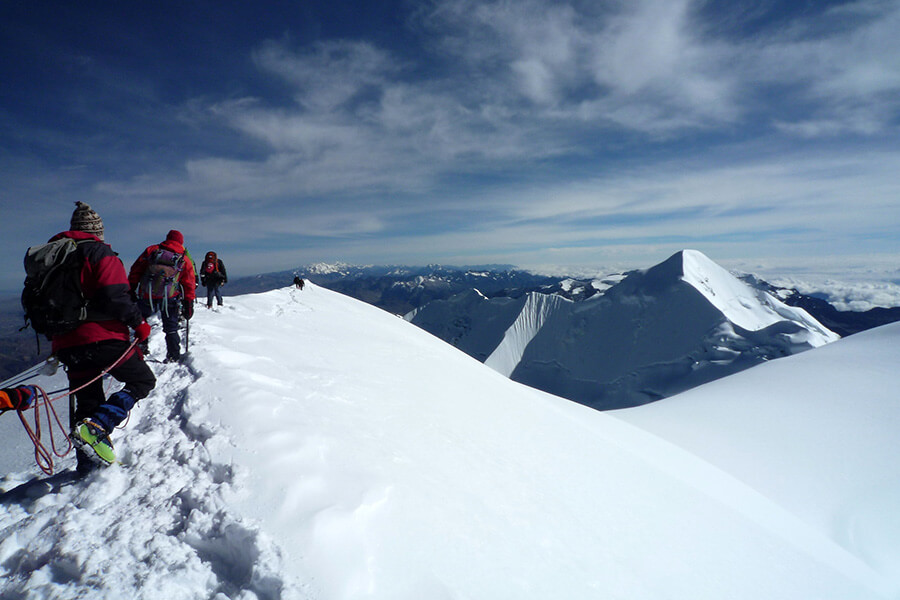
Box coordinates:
[22,238,87,337]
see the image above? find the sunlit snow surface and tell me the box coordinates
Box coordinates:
[680,249,836,340]
[0,283,897,599]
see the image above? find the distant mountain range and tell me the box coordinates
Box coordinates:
[0,296,50,384]
[228,262,620,314]
[227,252,900,409]
[738,273,900,337]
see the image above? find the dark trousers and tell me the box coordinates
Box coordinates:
[57,340,156,430]
[206,283,223,307]
[139,297,183,359]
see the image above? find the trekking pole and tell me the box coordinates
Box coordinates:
[0,361,46,389]
[179,282,190,354]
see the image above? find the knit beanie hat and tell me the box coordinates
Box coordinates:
[70,201,104,241]
[166,229,184,245]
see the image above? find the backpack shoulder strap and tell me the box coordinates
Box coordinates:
[24,238,80,280]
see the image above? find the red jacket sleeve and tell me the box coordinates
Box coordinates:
[83,243,144,329]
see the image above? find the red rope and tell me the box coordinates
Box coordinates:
[17,386,72,476]
[15,339,139,476]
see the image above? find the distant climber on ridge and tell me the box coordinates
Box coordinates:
[200,251,228,309]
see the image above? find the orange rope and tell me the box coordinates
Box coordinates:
[15,339,139,475]
[17,386,72,476]
[44,339,139,405]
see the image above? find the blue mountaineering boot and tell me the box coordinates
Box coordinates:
[72,419,116,466]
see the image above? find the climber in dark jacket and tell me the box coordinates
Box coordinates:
[199,251,228,308]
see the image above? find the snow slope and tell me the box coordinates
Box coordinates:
[615,320,900,585]
[680,249,835,338]
[484,292,568,377]
[0,283,895,599]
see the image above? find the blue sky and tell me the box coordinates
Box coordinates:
[1,0,899,291]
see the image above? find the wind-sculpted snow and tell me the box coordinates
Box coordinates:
[484,293,570,377]
[0,283,895,599]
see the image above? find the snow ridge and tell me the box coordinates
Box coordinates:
[681,249,836,343]
[485,292,569,377]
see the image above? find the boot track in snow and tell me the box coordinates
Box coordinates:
[0,345,294,599]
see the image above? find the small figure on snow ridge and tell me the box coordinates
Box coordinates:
[200,251,228,308]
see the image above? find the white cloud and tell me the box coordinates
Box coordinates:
[420,0,900,136]
[745,1,900,136]
[253,40,399,111]
[80,1,900,283]
[420,0,741,132]
[99,0,900,208]
[586,0,734,110]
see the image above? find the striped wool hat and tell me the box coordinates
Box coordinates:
[70,201,104,240]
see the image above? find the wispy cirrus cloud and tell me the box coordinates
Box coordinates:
[4,0,899,292]
[423,0,900,135]
[417,0,742,132]
[751,1,900,137]
[99,0,900,208]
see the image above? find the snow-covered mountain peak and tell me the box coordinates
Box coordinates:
[304,262,353,275]
[680,248,788,331]
[618,249,749,297]
[611,249,838,342]
[409,250,839,409]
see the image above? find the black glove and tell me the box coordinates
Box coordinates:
[182,299,194,320]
